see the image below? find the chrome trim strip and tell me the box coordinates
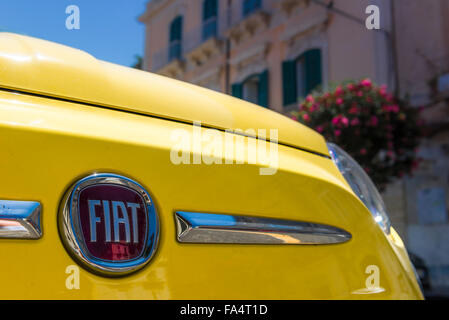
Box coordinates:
[175,212,351,244]
[0,200,42,239]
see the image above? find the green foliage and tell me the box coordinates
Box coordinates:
[131,55,143,70]
[290,79,423,190]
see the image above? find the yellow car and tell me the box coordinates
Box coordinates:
[0,33,423,300]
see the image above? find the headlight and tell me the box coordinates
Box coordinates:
[327,143,391,234]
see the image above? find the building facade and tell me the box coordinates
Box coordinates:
[139,0,392,113]
[385,0,449,292]
[140,0,449,290]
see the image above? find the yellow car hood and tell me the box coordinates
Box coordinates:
[0,33,328,156]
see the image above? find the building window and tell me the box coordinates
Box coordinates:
[231,70,269,108]
[203,0,218,41]
[243,75,260,104]
[243,0,261,17]
[169,16,183,62]
[282,48,322,106]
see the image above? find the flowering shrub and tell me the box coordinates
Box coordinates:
[290,79,422,190]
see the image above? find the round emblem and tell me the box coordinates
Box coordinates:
[59,173,159,276]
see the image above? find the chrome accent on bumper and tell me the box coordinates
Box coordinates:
[175,211,352,244]
[0,200,42,239]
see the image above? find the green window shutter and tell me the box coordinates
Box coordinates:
[243,0,261,16]
[203,0,217,20]
[203,0,209,20]
[231,83,243,99]
[282,60,297,106]
[169,19,176,42]
[258,70,269,108]
[304,49,322,95]
[212,0,218,16]
[177,16,183,40]
[243,0,251,16]
[170,16,183,42]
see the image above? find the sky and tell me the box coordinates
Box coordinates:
[0,0,149,67]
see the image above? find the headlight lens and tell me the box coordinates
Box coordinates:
[327,143,391,234]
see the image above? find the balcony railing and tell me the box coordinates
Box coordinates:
[227,0,266,30]
[153,15,228,71]
[183,16,227,55]
[168,40,182,61]
[202,17,218,42]
[152,40,183,71]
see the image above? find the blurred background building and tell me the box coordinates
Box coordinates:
[139,0,449,293]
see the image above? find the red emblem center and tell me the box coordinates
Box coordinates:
[78,184,148,262]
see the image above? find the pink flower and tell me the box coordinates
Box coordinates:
[383,105,400,113]
[357,91,364,97]
[360,78,372,88]
[306,95,315,103]
[347,83,355,91]
[385,93,394,102]
[350,118,360,126]
[334,129,341,137]
[341,117,349,127]
[316,126,324,133]
[336,98,344,106]
[360,148,367,155]
[291,115,298,121]
[309,104,319,112]
[349,106,359,114]
[332,116,340,126]
[379,85,387,97]
[302,114,310,122]
[335,86,344,97]
[369,116,379,126]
